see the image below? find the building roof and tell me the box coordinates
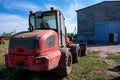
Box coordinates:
[76,1,120,12]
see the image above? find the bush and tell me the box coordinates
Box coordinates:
[2,32,12,40]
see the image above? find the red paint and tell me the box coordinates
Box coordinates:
[66,37,72,47]
[5,50,61,71]
[6,30,61,71]
[38,30,59,54]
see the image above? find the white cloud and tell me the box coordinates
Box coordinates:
[2,0,40,12]
[0,13,28,33]
[64,0,116,33]
[64,0,85,33]
[1,0,114,33]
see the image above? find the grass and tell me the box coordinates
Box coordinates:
[107,54,120,62]
[0,42,119,80]
[64,51,111,80]
[106,54,120,77]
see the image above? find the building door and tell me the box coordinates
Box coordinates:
[114,33,118,42]
[109,33,114,42]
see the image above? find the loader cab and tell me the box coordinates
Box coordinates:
[29,7,66,48]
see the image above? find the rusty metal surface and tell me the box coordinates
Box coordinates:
[12,30,50,38]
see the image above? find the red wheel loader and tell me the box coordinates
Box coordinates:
[5,7,86,76]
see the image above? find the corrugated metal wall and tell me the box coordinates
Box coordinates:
[77,1,120,43]
[95,21,120,42]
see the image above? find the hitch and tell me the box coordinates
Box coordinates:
[16,61,24,67]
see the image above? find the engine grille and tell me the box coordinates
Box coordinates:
[9,38,39,50]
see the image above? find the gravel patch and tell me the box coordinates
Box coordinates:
[87,44,120,76]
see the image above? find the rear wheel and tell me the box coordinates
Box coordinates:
[79,43,87,56]
[81,50,87,56]
[70,45,81,63]
[56,49,72,77]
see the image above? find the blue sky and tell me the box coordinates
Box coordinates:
[0,0,112,34]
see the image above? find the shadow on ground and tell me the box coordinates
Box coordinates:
[0,66,64,80]
[109,66,120,80]
[109,65,120,72]
[110,77,120,80]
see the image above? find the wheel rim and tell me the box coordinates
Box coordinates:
[67,54,72,74]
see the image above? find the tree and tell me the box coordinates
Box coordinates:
[2,32,12,40]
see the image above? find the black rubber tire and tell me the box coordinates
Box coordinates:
[81,50,87,56]
[70,45,80,63]
[79,43,87,57]
[56,49,72,77]
[73,46,80,63]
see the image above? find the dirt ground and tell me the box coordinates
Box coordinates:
[87,43,120,54]
[87,43,120,77]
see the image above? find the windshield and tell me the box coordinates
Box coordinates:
[29,13,57,30]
